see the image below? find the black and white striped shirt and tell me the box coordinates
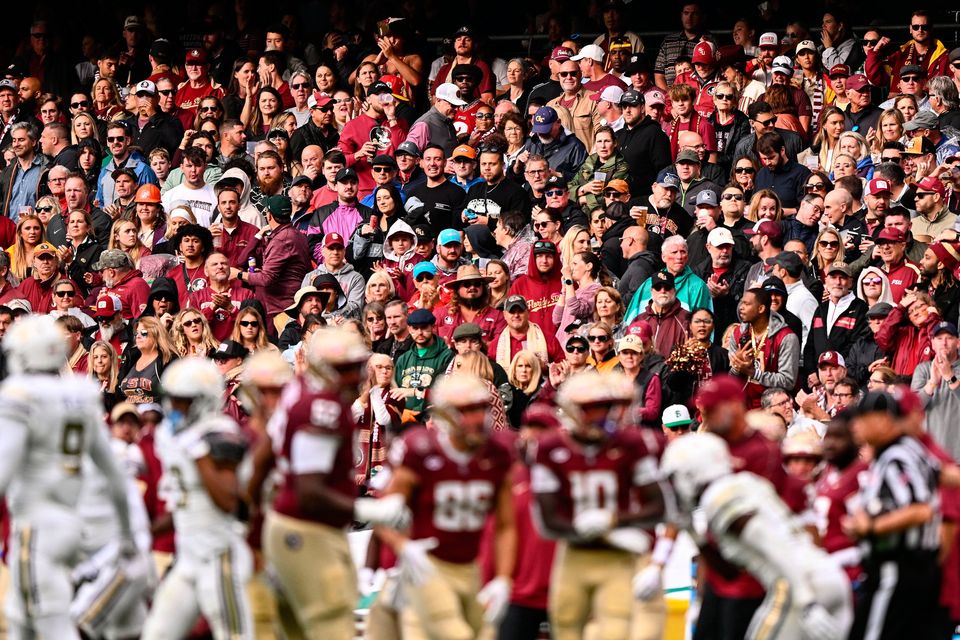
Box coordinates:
[858,435,941,558]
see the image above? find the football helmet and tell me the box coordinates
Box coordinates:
[3,314,69,373]
[660,432,732,509]
[429,373,492,447]
[305,326,370,386]
[555,370,635,440]
[160,357,225,430]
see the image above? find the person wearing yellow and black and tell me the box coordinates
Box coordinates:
[392,308,453,417]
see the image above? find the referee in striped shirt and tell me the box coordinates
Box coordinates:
[843,391,943,640]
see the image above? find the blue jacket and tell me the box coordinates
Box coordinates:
[96,150,158,208]
[519,131,588,181]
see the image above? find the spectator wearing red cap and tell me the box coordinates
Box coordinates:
[673,40,721,119]
[743,219,784,287]
[875,227,921,303]
[865,10,949,98]
[290,93,339,160]
[828,64,851,111]
[526,47,571,109]
[842,74,882,135]
[912,175,956,240]
[919,241,960,323]
[174,48,225,116]
[876,289,940,377]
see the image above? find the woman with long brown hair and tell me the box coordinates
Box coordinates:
[89,340,124,411]
[6,213,46,283]
[109,218,152,268]
[230,306,279,354]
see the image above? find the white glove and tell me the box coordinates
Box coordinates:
[355,494,411,529]
[477,576,512,625]
[605,528,652,554]
[801,603,841,640]
[358,567,377,597]
[399,537,438,586]
[632,564,663,601]
[573,508,616,539]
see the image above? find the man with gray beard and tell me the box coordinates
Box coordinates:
[81,293,133,358]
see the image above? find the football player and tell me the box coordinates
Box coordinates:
[662,432,853,640]
[140,357,253,640]
[0,315,136,640]
[530,370,668,640]
[378,373,516,640]
[260,328,409,640]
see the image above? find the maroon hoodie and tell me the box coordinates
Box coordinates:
[508,243,563,335]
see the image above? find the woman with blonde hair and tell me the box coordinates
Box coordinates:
[506,349,543,427]
[450,353,508,430]
[91,78,127,121]
[558,224,591,267]
[119,316,177,404]
[837,131,874,179]
[230,306,279,353]
[811,226,846,285]
[352,352,403,487]
[89,340,124,411]
[831,153,859,180]
[109,219,152,268]
[803,106,845,171]
[745,189,782,222]
[584,321,619,373]
[71,111,101,145]
[870,109,905,158]
[365,270,396,305]
[6,213,47,283]
[172,309,219,357]
[33,194,60,226]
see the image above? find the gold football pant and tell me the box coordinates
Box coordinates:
[400,556,483,640]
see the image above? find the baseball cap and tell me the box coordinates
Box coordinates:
[692,41,716,65]
[396,141,421,158]
[930,242,960,269]
[758,32,778,48]
[452,322,483,340]
[952,48,960,64]
[323,232,345,248]
[761,275,788,295]
[850,391,905,418]
[619,89,644,107]
[504,295,528,312]
[95,294,123,318]
[657,173,680,190]
[533,240,556,254]
[435,82,466,106]
[627,319,652,341]
[453,25,475,37]
[438,228,461,246]
[263,195,292,219]
[134,80,156,96]
[371,154,398,169]
[92,248,133,271]
[307,92,333,109]
[644,89,666,106]
[335,167,358,182]
[380,74,409,102]
[591,85,625,104]
[707,227,734,247]
[367,81,392,96]
[695,190,719,207]
[185,48,207,64]
[771,56,793,75]
[818,351,846,368]
[616,334,644,354]
[571,44,605,62]
[744,220,783,243]
[866,178,892,196]
[452,144,476,160]
[931,321,959,338]
[662,404,693,429]
[412,261,437,279]
[110,402,140,424]
[826,261,852,277]
[551,46,574,62]
[695,374,746,411]
[676,149,701,164]
[765,251,803,276]
[211,340,249,361]
[606,179,629,194]
[795,40,817,55]
[915,175,947,198]
[413,224,433,244]
[866,302,894,319]
[904,110,939,132]
[531,106,559,134]
[625,53,651,76]
[845,74,869,92]
[651,271,676,290]
[290,175,312,188]
[407,308,437,326]
[904,135,937,155]
[877,227,906,243]
[899,64,927,78]
[33,241,57,258]
[828,64,850,78]
[0,79,18,93]
[149,39,172,60]
[124,15,141,30]
[545,175,567,190]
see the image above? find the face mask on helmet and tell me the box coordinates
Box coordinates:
[432,401,491,450]
[570,400,629,442]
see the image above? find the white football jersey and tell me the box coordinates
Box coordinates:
[0,373,114,520]
[155,414,246,559]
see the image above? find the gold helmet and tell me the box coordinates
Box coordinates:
[428,373,493,445]
[305,326,371,385]
[556,370,636,438]
[241,350,294,388]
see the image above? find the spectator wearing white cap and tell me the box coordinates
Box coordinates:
[660,404,693,441]
[752,32,780,86]
[121,80,183,157]
[694,221,752,334]
[573,44,627,94]
[592,86,624,131]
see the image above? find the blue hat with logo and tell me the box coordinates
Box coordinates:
[531,106,559,134]
[438,228,462,246]
[412,262,438,278]
[657,172,681,190]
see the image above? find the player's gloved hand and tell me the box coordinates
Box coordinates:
[801,603,841,640]
[355,494,411,529]
[573,508,616,539]
[119,535,138,559]
[399,537,438,586]
[359,567,385,597]
[632,564,663,601]
[604,528,652,554]
[477,576,512,625]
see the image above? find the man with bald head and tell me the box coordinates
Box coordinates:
[823,188,867,237]
[618,224,659,301]
[300,145,324,183]
[18,78,41,105]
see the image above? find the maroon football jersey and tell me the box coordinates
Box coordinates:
[269,377,358,528]
[391,426,514,564]
[814,460,869,581]
[531,428,663,546]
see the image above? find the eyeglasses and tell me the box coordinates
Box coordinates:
[754,117,777,127]
[806,182,827,191]
[714,93,735,101]
[735,166,755,174]
[199,106,219,112]
[106,136,126,143]
[863,39,879,47]
[818,240,840,248]
[566,344,588,353]
[911,23,929,31]
[70,100,90,108]
[900,75,921,83]
[136,330,150,338]
[525,168,546,175]
[862,277,883,285]
[545,188,565,197]
[587,335,609,342]
[238,320,259,327]
[54,290,75,297]
[721,193,743,201]
[534,220,553,228]
[691,317,713,324]
[181,318,202,327]
[475,113,494,120]
[558,71,580,78]
[291,83,310,90]
[372,166,393,173]
[157,89,174,96]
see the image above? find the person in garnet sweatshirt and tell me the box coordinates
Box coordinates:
[508,240,563,335]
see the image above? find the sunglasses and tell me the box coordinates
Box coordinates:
[558,71,579,78]
[862,277,883,286]
[453,75,474,82]
[199,106,219,112]
[35,205,54,212]
[534,241,553,250]
[714,93,735,101]
[900,75,921,83]
[106,136,126,143]
[475,113,494,120]
[70,100,90,108]
[158,89,175,96]
[136,330,150,337]
[806,182,826,191]
[181,318,202,327]
[291,83,310,90]
[54,290,75,297]
[545,188,565,197]
[587,335,609,342]
[915,191,937,198]
[566,344,588,353]
[735,166,755,174]
[238,320,259,327]
[863,39,879,47]
[911,24,929,31]
[372,166,393,173]
[818,240,840,248]
[153,294,173,302]
[603,190,624,197]
[415,273,435,282]
[754,117,777,127]
[315,105,333,113]
[721,193,743,201]
[953,63,960,70]
[534,221,553,228]
[881,155,902,162]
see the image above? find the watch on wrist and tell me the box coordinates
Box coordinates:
[563,278,573,286]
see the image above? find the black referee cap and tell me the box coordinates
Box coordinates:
[850,391,905,418]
